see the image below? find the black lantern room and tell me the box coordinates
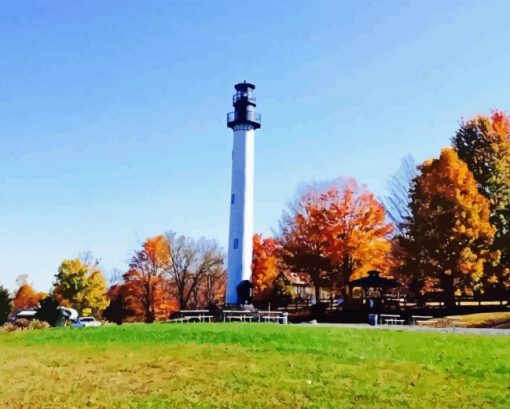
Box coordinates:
[227,81,261,129]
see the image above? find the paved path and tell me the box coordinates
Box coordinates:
[296,322,510,336]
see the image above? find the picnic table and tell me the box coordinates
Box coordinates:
[379,314,403,325]
[411,315,434,326]
[257,311,288,324]
[222,310,256,323]
[171,310,213,323]
[417,319,439,327]
[385,318,405,325]
[221,310,288,324]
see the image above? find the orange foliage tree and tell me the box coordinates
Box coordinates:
[401,149,497,306]
[280,178,393,301]
[123,235,176,323]
[13,283,45,310]
[252,234,281,302]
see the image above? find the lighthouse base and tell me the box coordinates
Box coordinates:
[235,280,253,305]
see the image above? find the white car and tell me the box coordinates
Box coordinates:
[71,317,102,328]
[59,307,79,321]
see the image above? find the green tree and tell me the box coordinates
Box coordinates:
[401,149,497,307]
[0,285,12,325]
[53,258,109,315]
[452,111,510,293]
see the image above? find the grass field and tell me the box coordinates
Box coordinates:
[0,324,509,408]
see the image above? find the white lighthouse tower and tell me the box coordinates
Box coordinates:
[226,82,261,305]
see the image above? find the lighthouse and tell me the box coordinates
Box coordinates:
[226,82,261,305]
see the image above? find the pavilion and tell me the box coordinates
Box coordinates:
[348,270,400,304]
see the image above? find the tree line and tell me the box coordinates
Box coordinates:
[253,111,510,307]
[1,110,509,325]
[0,232,225,325]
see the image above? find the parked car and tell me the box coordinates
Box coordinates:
[59,307,78,321]
[71,317,102,328]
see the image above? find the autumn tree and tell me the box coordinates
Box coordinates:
[13,283,44,310]
[252,234,281,302]
[53,257,109,316]
[452,111,510,292]
[280,178,393,302]
[163,232,224,310]
[53,259,88,306]
[123,235,173,323]
[83,270,109,316]
[401,149,496,306]
[0,285,11,325]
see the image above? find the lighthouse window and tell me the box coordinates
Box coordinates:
[231,194,235,204]
[233,239,239,249]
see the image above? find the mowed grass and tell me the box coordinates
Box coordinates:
[0,324,509,408]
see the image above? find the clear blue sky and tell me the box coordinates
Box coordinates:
[1,0,509,292]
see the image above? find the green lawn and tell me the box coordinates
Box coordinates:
[0,324,509,408]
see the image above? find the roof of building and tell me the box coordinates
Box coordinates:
[16,310,37,318]
[281,270,313,286]
[348,270,400,289]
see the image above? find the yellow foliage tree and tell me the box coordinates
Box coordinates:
[452,111,510,292]
[84,270,109,316]
[401,148,497,306]
[53,258,109,316]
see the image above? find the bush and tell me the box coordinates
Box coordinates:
[0,319,50,332]
[28,319,51,330]
[0,323,17,332]
[11,318,32,329]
